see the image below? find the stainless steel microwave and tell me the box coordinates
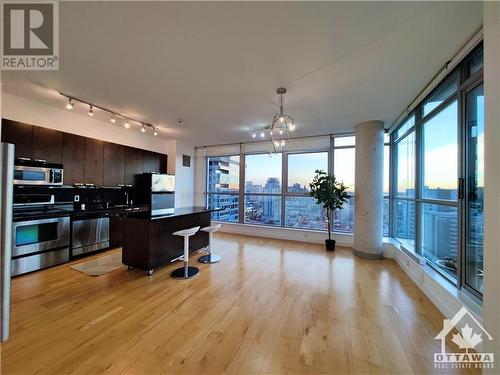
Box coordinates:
[14,158,63,186]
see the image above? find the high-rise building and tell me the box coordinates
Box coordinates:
[263,177,280,223]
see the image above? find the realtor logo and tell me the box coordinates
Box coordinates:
[434,307,494,370]
[2,1,59,69]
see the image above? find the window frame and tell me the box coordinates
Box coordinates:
[388,42,484,299]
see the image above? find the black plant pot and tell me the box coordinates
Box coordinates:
[325,239,336,251]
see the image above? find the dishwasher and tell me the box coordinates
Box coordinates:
[71,212,110,257]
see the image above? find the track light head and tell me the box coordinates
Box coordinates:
[110,114,116,123]
[153,127,158,136]
[88,105,94,116]
[65,98,74,110]
[124,120,130,128]
[141,124,146,133]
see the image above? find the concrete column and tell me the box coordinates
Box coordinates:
[353,120,384,259]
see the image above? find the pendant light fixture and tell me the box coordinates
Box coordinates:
[250,87,296,153]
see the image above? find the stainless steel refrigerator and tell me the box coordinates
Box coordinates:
[0,143,14,341]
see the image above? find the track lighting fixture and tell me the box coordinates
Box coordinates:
[252,133,256,139]
[260,132,265,138]
[65,98,74,110]
[60,93,160,136]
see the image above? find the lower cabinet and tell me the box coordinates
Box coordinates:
[109,216,123,248]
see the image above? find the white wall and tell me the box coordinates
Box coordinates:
[483,2,500,365]
[174,140,194,208]
[2,92,176,165]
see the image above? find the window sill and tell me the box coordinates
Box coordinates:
[214,221,355,247]
[388,241,483,321]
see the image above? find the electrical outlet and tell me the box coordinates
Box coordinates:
[74,195,80,202]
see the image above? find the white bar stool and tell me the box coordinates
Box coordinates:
[198,224,222,264]
[171,226,200,279]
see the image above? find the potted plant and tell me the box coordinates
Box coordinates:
[309,169,350,251]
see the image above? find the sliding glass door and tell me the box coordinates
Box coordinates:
[464,83,484,295]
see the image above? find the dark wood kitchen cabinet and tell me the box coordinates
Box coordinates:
[84,138,104,185]
[32,127,62,163]
[103,143,125,186]
[124,147,143,185]
[62,133,85,185]
[143,150,157,173]
[1,119,169,186]
[157,153,168,174]
[109,217,123,248]
[1,119,33,159]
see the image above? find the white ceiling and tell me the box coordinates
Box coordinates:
[2,1,482,146]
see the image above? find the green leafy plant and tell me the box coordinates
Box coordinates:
[309,169,350,241]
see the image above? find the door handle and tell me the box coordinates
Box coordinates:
[458,178,465,200]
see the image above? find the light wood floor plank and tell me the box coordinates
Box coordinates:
[1,233,477,374]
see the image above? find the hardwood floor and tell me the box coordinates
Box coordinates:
[2,233,477,375]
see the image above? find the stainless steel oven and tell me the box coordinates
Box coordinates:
[13,217,69,257]
[12,216,70,276]
[14,158,63,186]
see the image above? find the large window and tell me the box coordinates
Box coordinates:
[244,153,282,226]
[207,156,240,222]
[383,144,390,236]
[285,152,328,230]
[389,43,484,297]
[393,125,416,251]
[333,137,355,233]
[422,101,458,201]
[206,136,388,239]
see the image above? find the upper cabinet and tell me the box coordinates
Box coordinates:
[1,119,168,186]
[1,119,33,159]
[143,150,157,174]
[62,133,85,185]
[124,147,143,185]
[84,138,104,185]
[32,127,63,163]
[103,143,125,186]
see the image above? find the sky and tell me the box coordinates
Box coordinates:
[397,92,483,192]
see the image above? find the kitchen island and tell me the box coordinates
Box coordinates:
[121,206,221,275]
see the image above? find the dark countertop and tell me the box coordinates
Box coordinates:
[13,204,149,222]
[123,206,221,221]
